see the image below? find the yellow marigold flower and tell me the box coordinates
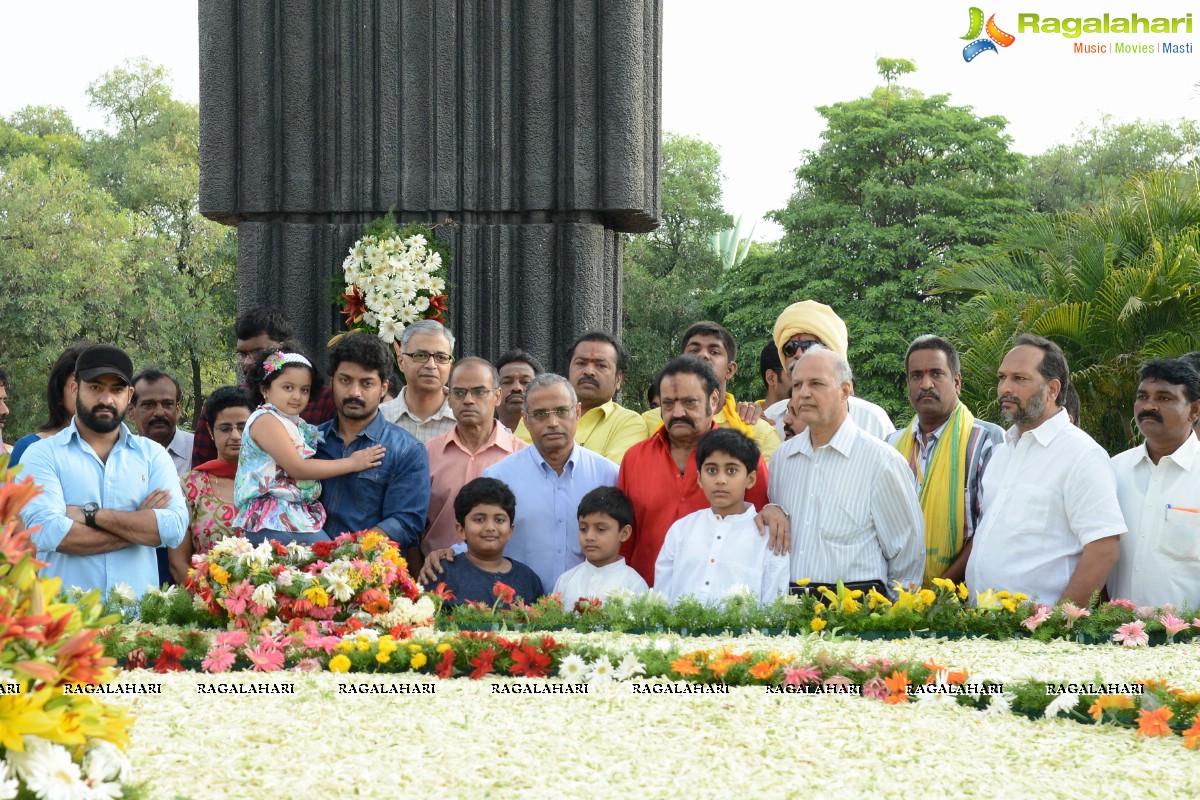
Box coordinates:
[995,590,1012,600]
[1000,599,1017,613]
[867,588,892,609]
[210,565,230,586]
[810,618,827,632]
[841,596,861,614]
[795,578,811,586]
[1012,593,1029,604]
[302,586,329,608]
[360,531,386,550]
[931,577,955,593]
[376,653,391,664]
[355,639,371,653]
[813,602,825,614]
[410,652,428,670]
[408,644,423,654]
[377,636,397,655]
[329,655,351,673]
[436,643,452,654]
[917,589,936,607]
[956,583,969,601]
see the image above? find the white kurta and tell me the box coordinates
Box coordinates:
[552,557,649,607]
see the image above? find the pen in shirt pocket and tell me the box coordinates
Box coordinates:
[1166,504,1199,513]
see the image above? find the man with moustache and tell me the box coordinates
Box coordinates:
[130,369,193,476]
[424,357,527,556]
[515,332,645,463]
[619,356,771,586]
[495,350,544,432]
[20,344,188,597]
[316,333,430,547]
[886,336,1003,585]
[1109,359,1200,606]
[966,334,1125,605]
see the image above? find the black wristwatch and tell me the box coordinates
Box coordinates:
[82,502,100,528]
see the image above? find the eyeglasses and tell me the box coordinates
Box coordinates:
[528,406,575,421]
[783,339,821,358]
[449,386,495,399]
[405,351,454,365]
[214,422,246,435]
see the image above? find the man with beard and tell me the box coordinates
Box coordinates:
[130,369,193,476]
[316,333,430,547]
[424,357,526,556]
[886,336,1003,586]
[1109,359,1200,606]
[619,357,771,586]
[965,334,1125,605]
[20,344,188,597]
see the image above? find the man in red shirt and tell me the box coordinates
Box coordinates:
[619,356,772,586]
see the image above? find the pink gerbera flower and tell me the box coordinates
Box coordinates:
[245,644,286,672]
[1021,604,1052,632]
[201,646,236,673]
[1160,613,1190,641]
[293,658,324,673]
[1059,602,1090,629]
[223,580,255,616]
[214,630,249,649]
[1113,620,1149,647]
[1107,598,1138,610]
[783,665,820,687]
[862,676,889,700]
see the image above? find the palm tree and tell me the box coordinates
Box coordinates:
[935,169,1200,453]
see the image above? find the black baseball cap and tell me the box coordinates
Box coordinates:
[75,345,134,385]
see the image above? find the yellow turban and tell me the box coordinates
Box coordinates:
[773,300,849,364]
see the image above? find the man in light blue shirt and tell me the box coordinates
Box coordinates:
[20,344,187,598]
[419,373,618,590]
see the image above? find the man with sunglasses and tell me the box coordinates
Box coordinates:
[317,333,431,549]
[380,319,457,442]
[419,373,618,590]
[423,357,528,556]
[764,300,894,440]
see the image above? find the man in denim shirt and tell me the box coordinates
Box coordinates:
[317,333,430,548]
[20,344,188,598]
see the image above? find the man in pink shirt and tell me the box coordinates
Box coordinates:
[424,357,527,555]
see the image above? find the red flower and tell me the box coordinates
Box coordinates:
[311,541,335,560]
[125,648,147,671]
[358,588,391,615]
[153,642,187,673]
[432,582,457,602]
[389,623,415,640]
[469,647,498,680]
[492,582,516,605]
[539,636,559,653]
[573,597,603,614]
[271,540,289,557]
[427,294,449,321]
[510,644,552,678]
[435,648,457,679]
[342,286,367,324]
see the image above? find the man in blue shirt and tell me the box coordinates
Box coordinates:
[20,344,188,598]
[419,373,619,590]
[316,333,430,549]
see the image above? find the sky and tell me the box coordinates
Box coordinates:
[2,0,1197,240]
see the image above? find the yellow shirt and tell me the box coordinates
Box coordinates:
[640,403,782,462]
[514,400,646,464]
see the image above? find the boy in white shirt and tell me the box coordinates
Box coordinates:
[654,429,790,604]
[553,486,649,608]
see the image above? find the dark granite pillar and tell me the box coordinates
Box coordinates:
[199,0,661,372]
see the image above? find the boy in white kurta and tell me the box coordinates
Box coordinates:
[655,429,790,604]
[553,486,648,608]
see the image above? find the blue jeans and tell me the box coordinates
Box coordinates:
[245,529,331,547]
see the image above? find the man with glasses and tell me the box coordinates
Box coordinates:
[424,357,527,556]
[419,373,618,591]
[380,319,457,442]
[316,333,430,548]
[619,357,771,586]
[763,300,894,440]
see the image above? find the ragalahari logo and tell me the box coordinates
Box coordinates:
[962,8,1016,61]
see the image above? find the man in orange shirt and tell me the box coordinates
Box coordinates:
[619,356,773,586]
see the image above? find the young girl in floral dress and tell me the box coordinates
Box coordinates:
[233,348,385,545]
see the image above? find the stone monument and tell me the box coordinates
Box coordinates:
[198,0,662,371]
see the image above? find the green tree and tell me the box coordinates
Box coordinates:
[622,133,733,408]
[1017,116,1200,214]
[935,169,1200,453]
[85,58,237,425]
[711,59,1029,419]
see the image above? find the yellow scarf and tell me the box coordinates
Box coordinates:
[719,393,756,437]
[894,402,973,586]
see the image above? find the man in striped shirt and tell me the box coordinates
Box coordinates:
[885,335,1003,586]
[768,346,924,597]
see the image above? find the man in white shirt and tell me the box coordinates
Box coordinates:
[768,346,924,597]
[1109,358,1200,606]
[130,369,194,476]
[966,334,1125,605]
[380,320,456,442]
[761,300,894,440]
